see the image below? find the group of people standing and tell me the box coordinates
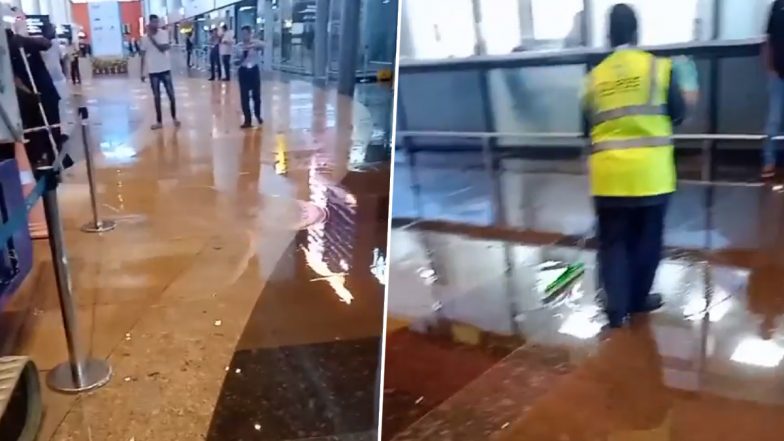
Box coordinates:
[141,18,265,130]
[208,25,234,82]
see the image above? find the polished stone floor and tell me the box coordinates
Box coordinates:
[0,73,390,440]
[384,149,784,440]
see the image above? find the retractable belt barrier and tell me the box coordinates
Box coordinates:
[0,104,114,394]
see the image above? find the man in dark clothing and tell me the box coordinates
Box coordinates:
[763,0,784,177]
[208,29,221,81]
[582,4,686,328]
[185,32,194,68]
[235,26,264,128]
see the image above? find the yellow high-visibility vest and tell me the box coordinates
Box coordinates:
[585,49,676,197]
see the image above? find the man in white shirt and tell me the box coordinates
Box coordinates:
[41,23,72,138]
[140,14,180,129]
[219,24,234,81]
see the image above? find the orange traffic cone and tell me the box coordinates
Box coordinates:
[15,142,48,239]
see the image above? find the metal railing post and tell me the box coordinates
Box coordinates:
[78,106,116,234]
[37,167,112,393]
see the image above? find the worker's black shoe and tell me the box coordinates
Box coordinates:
[605,311,628,329]
[630,293,664,314]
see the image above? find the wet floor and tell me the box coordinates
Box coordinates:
[384,148,784,440]
[0,74,391,440]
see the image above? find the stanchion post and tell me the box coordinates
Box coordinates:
[37,167,112,393]
[78,106,115,233]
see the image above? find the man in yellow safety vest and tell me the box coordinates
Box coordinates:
[583,4,686,328]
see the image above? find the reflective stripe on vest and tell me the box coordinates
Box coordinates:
[592,136,673,152]
[590,58,664,136]
[591,104,666,125]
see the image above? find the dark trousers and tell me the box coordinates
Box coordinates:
[70,58,80,84]
[149,70,176,123]
[186,49,192,67]
[239,65,261,123]
[596,200,668,318]
[209,50,220,79]
[221,54,231,80]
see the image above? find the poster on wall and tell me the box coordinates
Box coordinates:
[88,1,124,57]
[57,24,73,41]
[25,15,50,36]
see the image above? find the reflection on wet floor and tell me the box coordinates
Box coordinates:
[0,75,391,440]
[207,164,390,441]
[385,152,784,440]
[392,150,784,254]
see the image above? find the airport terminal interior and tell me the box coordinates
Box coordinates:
[0,0,395,440]
[386,0,784,440]
[6,0,784,440]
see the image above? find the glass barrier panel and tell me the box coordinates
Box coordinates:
[487,64,584,145]
[499,162,594,234]
[717,55,768,134]
[391,150,495,226]
[397,69,490,132]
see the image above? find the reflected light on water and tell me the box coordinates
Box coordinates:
[683,294,731,322]
[558,305,604,339]
[99,141,137,163]
[303,158,358,305]
[371,248,386,286]
[731,337,784,368]
[302,246,353,304]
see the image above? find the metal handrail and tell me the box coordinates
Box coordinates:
[395,130,784,143]
[398,38,763,73]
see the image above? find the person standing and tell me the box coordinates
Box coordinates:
[140,14,180,130]
[582,4,685,328]
[219,24,234,81]
[185,32,194,68]
[208,28,221,81]
[763,0,784,178]
[235,25,264,129]
[68,38,81,85]
[41,23,72,140]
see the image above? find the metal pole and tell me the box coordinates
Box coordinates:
[38,167,112,393]
[78,107,115,234]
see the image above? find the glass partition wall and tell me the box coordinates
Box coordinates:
[266,0,398,78]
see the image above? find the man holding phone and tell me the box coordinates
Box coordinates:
[140,14,180,130]
[235,26,264,129]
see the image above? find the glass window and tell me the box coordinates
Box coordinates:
[531,0,582,41]
[361,0,398,65]
[479,0,522,54]
[590,0,702,47]
[399,0,476,60]
[720,0,772,40]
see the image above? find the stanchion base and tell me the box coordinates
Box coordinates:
[80,219,116,233]
[46,359,112,393]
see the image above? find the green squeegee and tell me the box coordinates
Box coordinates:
[542,262,585,303]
